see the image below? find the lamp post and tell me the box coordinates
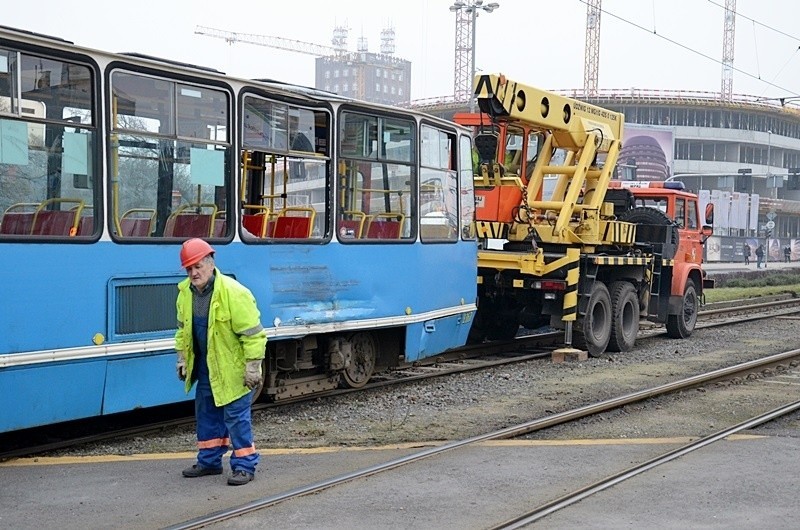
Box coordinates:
[450,0,500,113]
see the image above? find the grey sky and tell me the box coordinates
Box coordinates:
[4,0,798,101]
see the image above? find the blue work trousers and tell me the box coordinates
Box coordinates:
[194,381,259,474]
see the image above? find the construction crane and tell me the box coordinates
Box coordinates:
[583,0,601,96]
[195,25,349,58]
[195,25,409,104]
[583,1,738,99]
[720,0,736,100]
[449,1,500,108]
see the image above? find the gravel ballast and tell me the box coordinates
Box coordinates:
[61,314,800,458]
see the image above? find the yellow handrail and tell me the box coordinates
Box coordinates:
[32,198,85,236]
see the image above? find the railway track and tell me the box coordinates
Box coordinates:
[2,295,799,461]
[490,399,800,529]
[163,347,800,529]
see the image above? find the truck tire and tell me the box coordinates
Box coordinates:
[618,206,679,259]
[666,279,698,338]
[608,281,639,352]
[573,282,612,356]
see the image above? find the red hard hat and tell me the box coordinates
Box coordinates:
[180,238,215,268]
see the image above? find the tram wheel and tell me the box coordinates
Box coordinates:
[573,282,612,356]
[666,279,698,339]
[607,281,640,352]
[342,332,377,388]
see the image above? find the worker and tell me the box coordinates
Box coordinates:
[175,238,267,486]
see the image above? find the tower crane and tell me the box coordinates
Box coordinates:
[195,25,406,103]
[720,0,736,100]
[583,1,738,99]
[583,0,601,96]
[195,25,349,58]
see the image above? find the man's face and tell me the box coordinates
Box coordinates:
[186,257,214,290]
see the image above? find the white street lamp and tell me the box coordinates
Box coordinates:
[450,0,500,112]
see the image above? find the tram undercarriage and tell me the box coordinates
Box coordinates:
[262,328,404,400]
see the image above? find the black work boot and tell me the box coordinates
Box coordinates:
[182,464,223,478]
[227,470,254,486]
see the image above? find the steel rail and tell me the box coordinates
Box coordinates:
[164,348,800,530]
[0,342,554,461]
[4,299,796,462]
[491,399,800,529]
[700,296,800,317]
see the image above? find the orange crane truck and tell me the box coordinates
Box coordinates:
[460,74,714,355]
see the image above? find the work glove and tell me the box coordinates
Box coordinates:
[244,360,262,389]
[176,352,187,381]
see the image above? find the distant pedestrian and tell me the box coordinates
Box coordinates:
[175,238,267,486]
[755,244,764,268]
[784,245,791,262]
[743,242,751,265]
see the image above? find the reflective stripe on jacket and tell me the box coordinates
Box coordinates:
[175,269,267,406]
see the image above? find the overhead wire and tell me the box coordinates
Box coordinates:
[705,0,800,98]
[752,20,761,80]
[576,0,800,97]
[705,0,800,43]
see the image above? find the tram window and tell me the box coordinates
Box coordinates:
[380,118,412,161]
[177,84,228,142]
[241,95,330,242]
[340,113,377,159]
[0,50,14,114]
[337,110,415,242]
[111,72,174,135]
[0,50,98,240]
[459,134,476,240]
[420,125,458,242]
[109,71,231,240]
[242,97,288,151]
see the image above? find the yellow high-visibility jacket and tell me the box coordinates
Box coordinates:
[175,269,267,406]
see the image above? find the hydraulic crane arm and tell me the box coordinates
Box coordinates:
[472,73,626,245]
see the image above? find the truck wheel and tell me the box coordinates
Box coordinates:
[666,279,698,338]
[573,283,612,356]
[618,207,679,259]
[607,281,639,352]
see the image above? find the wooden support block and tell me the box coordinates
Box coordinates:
[551,348,588,363]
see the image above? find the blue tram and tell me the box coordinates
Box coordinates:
[0,27,477,433]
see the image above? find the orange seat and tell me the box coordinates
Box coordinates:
[243,214,268,238]
[273,216,311,238]
[339,219,364,238]
[366,220,401,239]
